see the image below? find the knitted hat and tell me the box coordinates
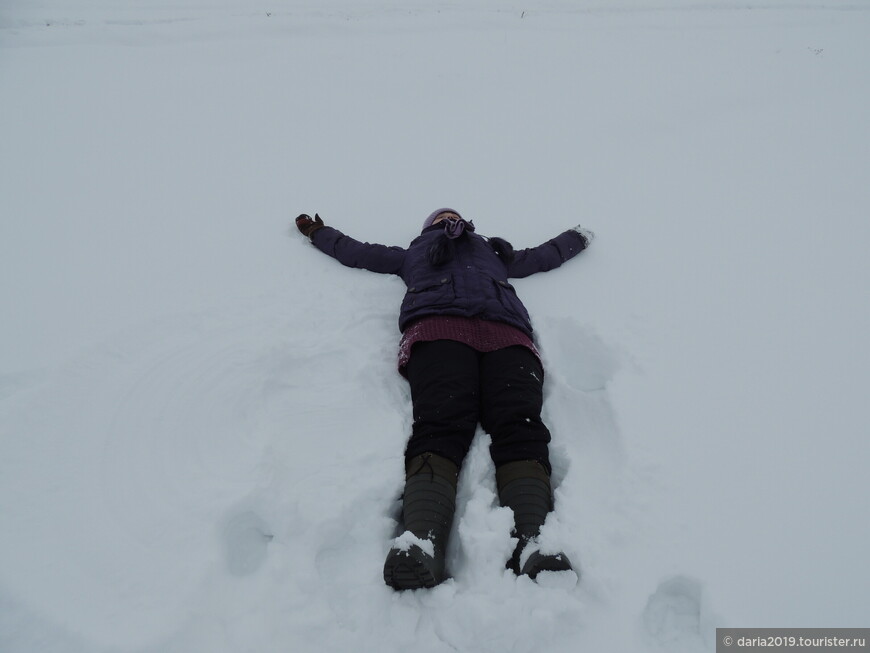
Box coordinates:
[422,208,461,230]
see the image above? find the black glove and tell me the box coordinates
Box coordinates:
[295,213,325,239]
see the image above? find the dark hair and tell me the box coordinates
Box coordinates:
[427,233,456,266]
[488,236,515,264]
[428,233,515,267]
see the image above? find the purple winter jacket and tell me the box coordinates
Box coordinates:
[309,224,588,336]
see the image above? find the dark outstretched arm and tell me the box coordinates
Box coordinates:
[507,228,591,279]
[308,225,406,276]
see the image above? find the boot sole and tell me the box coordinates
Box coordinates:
[383,546,441,590]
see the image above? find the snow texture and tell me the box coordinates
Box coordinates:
[2,1,869,652]
[391,531,436,557]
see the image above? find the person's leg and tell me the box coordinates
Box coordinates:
[479,346,551,472]
[385,340,479,589]
[384,451,458,590]
[404,340,480,468]
[494,459,573,578]
[480,346,574,578]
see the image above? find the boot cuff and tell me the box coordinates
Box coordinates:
[405,452,459,486]
[495,459,550,495]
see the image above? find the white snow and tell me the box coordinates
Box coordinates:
[2,1,869,651]
[390,531,436,557]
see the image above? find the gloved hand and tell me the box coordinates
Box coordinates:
[571,225,595,247]
[296,213,325,239]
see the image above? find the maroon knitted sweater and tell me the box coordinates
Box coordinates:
[398,315,540,376]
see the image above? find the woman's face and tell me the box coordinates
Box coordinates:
[432,212,461,225]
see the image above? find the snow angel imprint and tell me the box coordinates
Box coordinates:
[294,208,594,590]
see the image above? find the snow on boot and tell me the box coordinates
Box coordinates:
[384,452,458,590]
[496,460,574,579]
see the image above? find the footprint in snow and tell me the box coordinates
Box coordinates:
[642,575,711,650]
[222,510,273,576]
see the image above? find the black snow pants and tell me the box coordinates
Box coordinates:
[404,340,552,474]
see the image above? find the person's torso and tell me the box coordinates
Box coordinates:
[398,230,532,334]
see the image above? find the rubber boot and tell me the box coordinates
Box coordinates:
[496,460,574,579]
[384,452,458,590]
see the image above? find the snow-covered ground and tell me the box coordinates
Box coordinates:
[2,1,869,651]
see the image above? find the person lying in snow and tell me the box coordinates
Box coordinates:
[295,208,594,590]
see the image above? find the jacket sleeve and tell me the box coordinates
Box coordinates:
[309,226,406,275]
[506,230,588,279]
